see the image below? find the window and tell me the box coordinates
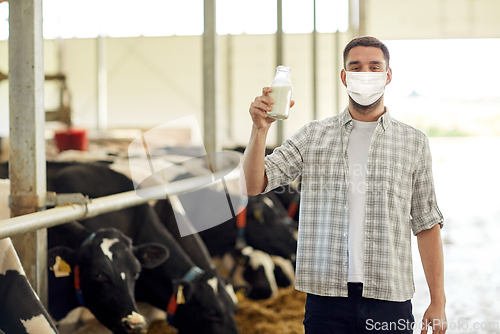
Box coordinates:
[283,0,314,34]
[0,2,8,40]
[217,0,349,35]
[315,0,349,33]
[42,0,100,39]
[0,0,350,40]
[216,0,277,35]
[42,0,203,39]
[140,0,204,37]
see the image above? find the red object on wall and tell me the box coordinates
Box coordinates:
[54,128,88,152]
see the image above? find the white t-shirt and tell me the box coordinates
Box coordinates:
[347,119,378,283]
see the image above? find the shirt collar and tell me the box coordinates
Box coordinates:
[339,107,353,127]
[379,107,392,130]
[339,106,392,131]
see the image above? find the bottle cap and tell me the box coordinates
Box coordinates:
[276,65,291,72]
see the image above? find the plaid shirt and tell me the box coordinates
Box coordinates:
[262,107,443,302]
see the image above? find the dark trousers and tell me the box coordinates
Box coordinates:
[303,283,414,334]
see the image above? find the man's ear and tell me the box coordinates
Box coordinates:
[386,67,393,85]
[340,69,347,87]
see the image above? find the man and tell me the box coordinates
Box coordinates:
[240,36,446,334]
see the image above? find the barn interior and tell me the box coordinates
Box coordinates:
[1,0,500,333]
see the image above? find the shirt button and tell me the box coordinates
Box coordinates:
[343,232,348,237]
[343,262,347,266]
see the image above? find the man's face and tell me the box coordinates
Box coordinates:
[341,46,392,87]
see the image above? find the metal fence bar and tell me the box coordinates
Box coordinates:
[9,0,48,305]
[203,0,219,155]
[0,168,240,240]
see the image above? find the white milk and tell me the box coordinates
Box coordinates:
[268,85,292,120]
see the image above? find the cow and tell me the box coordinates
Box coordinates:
[214,246,295,300]
[1,178,170,334]
[154,186,297,300]
[161,186,297,262]
[0,179,59,334]
[153,195,239,313]
[0,238,60,334]
[48,221,169,334]
[0,161,112,192]
[240,246,279,300]
[50,163,240,334]
[228,147,301,224]
[112,150,293,301]
[270,254,295,288]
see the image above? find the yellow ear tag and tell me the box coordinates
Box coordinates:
[176,285,185,305]
[51,256,72,278]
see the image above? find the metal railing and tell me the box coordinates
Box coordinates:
[0,168,240,240]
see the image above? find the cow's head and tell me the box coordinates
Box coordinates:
[49,228,169,334]
[170,270,239,334]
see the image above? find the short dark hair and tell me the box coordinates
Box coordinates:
[343,36,390,69]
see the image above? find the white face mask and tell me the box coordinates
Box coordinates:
[345,71,388,106]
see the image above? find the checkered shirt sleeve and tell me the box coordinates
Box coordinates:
[262,123,310,194]
[410,136,444,235]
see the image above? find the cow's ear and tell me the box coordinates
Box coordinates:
[133,243,169,269]
[48,246,76,278]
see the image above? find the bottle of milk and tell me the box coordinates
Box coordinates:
[268,66,292,120]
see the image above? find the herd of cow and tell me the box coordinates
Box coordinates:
[0,153,301,334]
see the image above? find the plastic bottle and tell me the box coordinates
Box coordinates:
[268,66,292,120]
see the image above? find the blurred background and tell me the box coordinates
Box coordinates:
[1,0,499,333]
[2,0,500,143]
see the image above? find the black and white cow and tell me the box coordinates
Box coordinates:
[48,221,169,334]
[0,179,59,334]
[165,187,297,262]
[155,186,297,300]
[0,238,60,334]
[216,245,295,300]
[153,196,239,313]
[50,164,240,334]
[240,246,279,300]
[1,178,169,334]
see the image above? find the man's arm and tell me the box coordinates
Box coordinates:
[240,125,271,196]
[417,224,447,334]
[239,87,294,196]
